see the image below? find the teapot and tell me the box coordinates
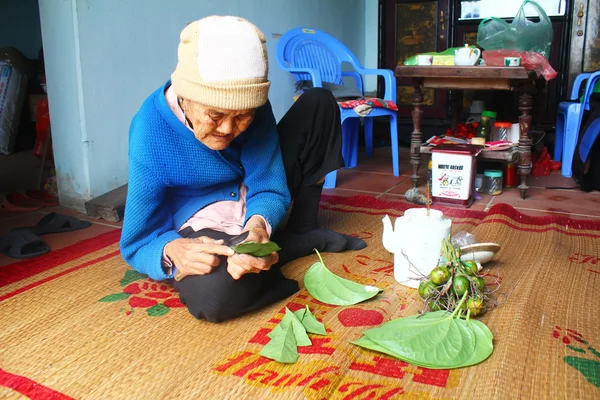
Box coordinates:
[454,45,481,66]
[382,209,452,288]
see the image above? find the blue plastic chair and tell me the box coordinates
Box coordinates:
[553,71,600,177]
[276,27,399,188]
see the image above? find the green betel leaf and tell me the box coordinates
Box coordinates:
[99,293,131,302]
[260,323,299,364]
[362,311,477,369]
[231,241,281,257]
[293,307,307,321]
[267,308,312,347]
[300,305,327,335]
[455,319,494,368]
[351,336,403,359]
[120,270,147,286]
[304,250,382,306]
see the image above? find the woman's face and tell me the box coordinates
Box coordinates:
[181,98,256,150]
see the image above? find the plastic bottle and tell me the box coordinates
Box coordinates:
[493,122,512,141]
[476,111,495,141]
[483,170,503,195]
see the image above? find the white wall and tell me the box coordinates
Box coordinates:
[39,0,370,208]
[363,0,379,93]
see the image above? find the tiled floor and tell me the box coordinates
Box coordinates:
[323,147,600,217]
[1,146,599,267]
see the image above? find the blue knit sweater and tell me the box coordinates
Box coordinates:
[120,82,291,280]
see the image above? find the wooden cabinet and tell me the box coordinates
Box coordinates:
[380,0,571,126]
[381,0,451,120]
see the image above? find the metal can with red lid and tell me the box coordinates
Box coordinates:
[504,162,518,188]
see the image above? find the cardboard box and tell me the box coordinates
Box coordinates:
[432,55,455,66]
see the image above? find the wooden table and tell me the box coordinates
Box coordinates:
[395,66,537,199]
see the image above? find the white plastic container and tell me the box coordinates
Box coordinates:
[382,209,452,288]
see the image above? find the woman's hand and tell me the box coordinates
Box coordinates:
[165,236,234,279]
[226,216,278,280]
[227,251,279,280]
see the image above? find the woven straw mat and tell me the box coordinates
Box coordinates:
[1,195,599,399]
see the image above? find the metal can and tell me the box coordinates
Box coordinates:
[504,162,518,188]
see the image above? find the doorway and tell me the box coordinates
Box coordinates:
[0,0,57,215]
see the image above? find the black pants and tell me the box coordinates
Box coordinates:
[173,88,344,323]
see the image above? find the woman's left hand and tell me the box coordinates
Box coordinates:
[227,251,279,280]
[226,218,277,280]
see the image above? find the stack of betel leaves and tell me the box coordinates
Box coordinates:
[259,306,327,363]
[419,238,495,316]
[351,292,494,369]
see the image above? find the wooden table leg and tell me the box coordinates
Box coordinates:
[517,92,533,199]
[409,78,424,189]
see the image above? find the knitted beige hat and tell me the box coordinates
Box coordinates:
[171,16,270,110]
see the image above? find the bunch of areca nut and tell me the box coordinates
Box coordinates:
[419,238,496,317]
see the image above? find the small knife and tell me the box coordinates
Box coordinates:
[173,231,250,282]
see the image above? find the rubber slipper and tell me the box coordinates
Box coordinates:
[12,213,92,235]
[24,189,59,206]
[0,192,45,212]
[0,229,50,259]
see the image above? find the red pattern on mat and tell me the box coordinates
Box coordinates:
[320,195,600,233]
[0,368,74,400]
[0,230,121,288]
[0,250,120,303]
[2,195,599,298]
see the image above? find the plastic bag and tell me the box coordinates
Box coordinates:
[531,146,551,176]
[477,0,553,58]
[34,99,52,159]
[482,50,557,81]
[451,232,477,247]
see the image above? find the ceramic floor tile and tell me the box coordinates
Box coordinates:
[0,210,119,267]
[386,177,495,209]
[492,187,600,218]
[350,147,429,176]
[41,206,123,228]
[527,172,579,189]
[334,170,407,193]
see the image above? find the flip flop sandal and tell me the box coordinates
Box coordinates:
[0,192,45,212]
[0,229,50,259]
[12,212,92,236]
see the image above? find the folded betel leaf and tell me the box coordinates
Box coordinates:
[293,307,307,321]
[299,305,327,335]
[267,308,312,347]
[231,241,281,257]
[304,250,382,306]
[259,322,299,364]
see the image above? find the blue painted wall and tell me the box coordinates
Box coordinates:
[39,0,373,207]
[0,0,43,59]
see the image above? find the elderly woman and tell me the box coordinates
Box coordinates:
[120,16,366,323]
